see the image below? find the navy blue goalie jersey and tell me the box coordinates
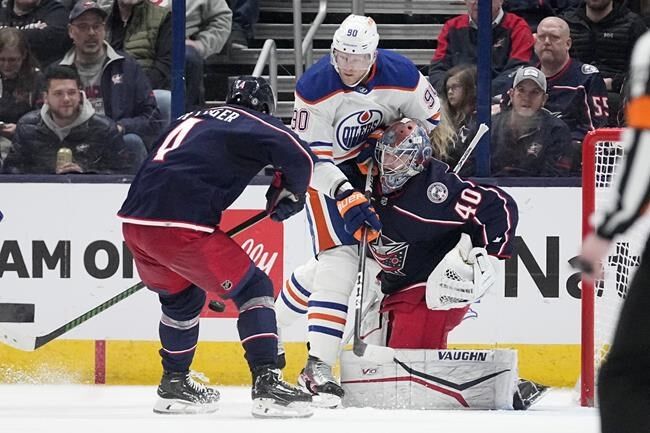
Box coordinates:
[118,106,316,232]
[369,159,519,294]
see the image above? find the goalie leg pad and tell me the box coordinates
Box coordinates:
[340,348,519,410]
[381,286,468,349]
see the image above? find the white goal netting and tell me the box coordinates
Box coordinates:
[581,129,650,407]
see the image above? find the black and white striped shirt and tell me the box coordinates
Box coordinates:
[597,31,650,240]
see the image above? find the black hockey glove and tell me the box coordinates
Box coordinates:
[265,171,306,222]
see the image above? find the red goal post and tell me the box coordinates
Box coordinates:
[581,128,621,407]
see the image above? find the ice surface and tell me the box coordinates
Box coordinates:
[0,385,598,433]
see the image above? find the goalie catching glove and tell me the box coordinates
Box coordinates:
[335,186,382,242]
[265,171,306,222]
[426,233,498,310]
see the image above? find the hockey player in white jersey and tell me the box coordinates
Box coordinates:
[274,14,442,407]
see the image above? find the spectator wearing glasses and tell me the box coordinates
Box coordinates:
[439,65,478,170]
[59,0,160,157]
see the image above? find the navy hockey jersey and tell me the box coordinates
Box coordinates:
[118,106,316,232]
[543,59,609,142]
[369,160,519,294]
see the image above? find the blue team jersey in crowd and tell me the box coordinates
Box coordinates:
[118,106,316,232]
[369,159,519,294]
[542,59,609,141]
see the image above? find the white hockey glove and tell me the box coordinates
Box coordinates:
[425,234,498,310]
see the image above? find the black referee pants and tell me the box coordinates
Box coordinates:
[599,241,650,433]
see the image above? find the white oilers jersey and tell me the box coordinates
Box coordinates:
[292,49,441,166]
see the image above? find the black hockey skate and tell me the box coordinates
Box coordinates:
[513,379,550,410]
[251,365,313,418]
[153,370,220,414]
[298,355,345,408]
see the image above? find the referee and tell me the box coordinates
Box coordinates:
[580,31,650,433]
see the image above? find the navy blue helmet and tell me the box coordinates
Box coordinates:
[225,75,276,115]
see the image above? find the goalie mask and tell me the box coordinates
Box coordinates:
[375,118,433,193]
[330,14,379,87]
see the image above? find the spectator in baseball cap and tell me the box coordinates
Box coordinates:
[69,1,107,22]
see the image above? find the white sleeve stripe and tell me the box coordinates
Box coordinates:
[600,129,650,237]
[393,205,465,225]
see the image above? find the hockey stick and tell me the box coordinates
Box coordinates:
[352,163,396,363]
[348,124,490,363]
[0,210,269,351]
[452,123,489,174]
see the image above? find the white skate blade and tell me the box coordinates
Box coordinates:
[251,398,314,418]
[153,397,219,414]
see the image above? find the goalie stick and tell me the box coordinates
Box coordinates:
[350,123,490,363]
[0,209,269,351]
[352,162,396,363]
[452,122,489,174]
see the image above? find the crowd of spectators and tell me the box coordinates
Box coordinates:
[429,0,535,97]
[0,0,252,174]
[0,0,647,177]
[430,0,648,177]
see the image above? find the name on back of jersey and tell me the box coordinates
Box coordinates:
[179,107,241,123]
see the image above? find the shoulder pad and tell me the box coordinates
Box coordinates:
[581,63,600,75]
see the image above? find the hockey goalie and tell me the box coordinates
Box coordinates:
[275,118,548,409]
[335,118,548,410]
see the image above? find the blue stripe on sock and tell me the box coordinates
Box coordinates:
[281,291,307,314]
[290,274,312,298]
[307,300,348,313]
[308,325,344,338]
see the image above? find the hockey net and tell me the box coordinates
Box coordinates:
[580,128,650,407]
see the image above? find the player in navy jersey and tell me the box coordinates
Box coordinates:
[117,76,315,418]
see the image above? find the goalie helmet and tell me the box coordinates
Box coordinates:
[225,75,276,115]
[330,14,379,87]
[375,118,433,193]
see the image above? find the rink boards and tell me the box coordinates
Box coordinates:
[0,183,587,386]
